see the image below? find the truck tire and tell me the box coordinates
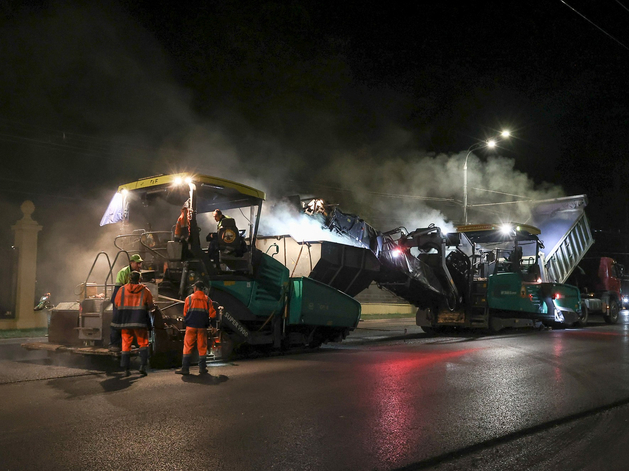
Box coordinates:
[605,300,620,325]
[574,304,588,328]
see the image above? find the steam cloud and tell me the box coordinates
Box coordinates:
[0,3,567,306]
[306,149,565,235]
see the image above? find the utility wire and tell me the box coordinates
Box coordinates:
[288,180,458,204]
[614,0,629,14]
[470,186,529,200]
[561,0,629,51]
[0,117,162,150]
[0,117,190,162]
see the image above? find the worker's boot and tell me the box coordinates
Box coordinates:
[120,352,131,377]
[176,355,190,375]
[138,348,148,376]
[198,356,208,374]
[108,328,121,352]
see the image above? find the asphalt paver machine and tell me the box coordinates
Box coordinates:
[395,223,585,332]
[26,174,363,366]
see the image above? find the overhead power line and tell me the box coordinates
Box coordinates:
[288,180,459,204]
[561,0,629,51]
[470,187,529,200]
[0,116,189,163]
[614,0,629,14]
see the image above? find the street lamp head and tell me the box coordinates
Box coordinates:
[487,139,497,148]
[501,130,511,138]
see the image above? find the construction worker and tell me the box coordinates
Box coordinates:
[214,209,232,230]
[177,280,216,375]
[112,270,154,376]
[109,254,143,351]
[174,206,190,241]
[206,209,237,241]
[207,209,241,265]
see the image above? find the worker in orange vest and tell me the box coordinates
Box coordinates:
[174,206,190,241]
[113,271,154,376]
[177,280,216,375]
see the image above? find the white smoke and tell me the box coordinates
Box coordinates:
[258,201,363,246]
[313,148,565,234]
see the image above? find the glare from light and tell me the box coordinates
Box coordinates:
[500,223,513,235]
[185,176,193,184]
[501,130,511,138]
[121,189,129,196]
[553,302,565,322]
[392,247,403,258]
[174,177,183,185]
[487,139,497,148]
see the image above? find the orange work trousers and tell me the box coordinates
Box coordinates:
[121,329,149,353]
[184,327,208,356]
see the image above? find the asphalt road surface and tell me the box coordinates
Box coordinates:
[3,315,629,470]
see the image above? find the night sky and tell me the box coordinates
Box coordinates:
[2,0,629,279]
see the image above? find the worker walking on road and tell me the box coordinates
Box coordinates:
[109,254,143,352]
[177,281,216,375]
[112,271,154,376]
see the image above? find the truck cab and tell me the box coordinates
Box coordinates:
[569,256,622,324]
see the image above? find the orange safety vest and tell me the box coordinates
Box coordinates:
[112,283,154,329]
[183,290,216,328]
[175,211,190,238]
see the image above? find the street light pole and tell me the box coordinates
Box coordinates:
[463,148,471,226]
[463,131,510,225]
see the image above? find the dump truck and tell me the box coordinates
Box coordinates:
[25,174,367,366]
[568,256,623,324]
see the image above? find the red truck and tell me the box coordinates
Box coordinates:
[569,257,623,324]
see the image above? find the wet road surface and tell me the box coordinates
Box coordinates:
[3,314,629,470]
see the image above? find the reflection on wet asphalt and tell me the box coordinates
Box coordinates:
[3,317,629,470]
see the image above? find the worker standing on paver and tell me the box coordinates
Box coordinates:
[174,206,190,242]
[113,271,154,376]
[177,281,216,375]
[109,254,143,351]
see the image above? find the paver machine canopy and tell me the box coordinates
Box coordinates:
[102,173,265,283]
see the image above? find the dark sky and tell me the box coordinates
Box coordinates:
[2,0,629,230]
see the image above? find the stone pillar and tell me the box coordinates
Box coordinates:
[11,201,45,329]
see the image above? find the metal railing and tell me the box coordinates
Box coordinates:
[80,250,136,300]
[80,251,114,299]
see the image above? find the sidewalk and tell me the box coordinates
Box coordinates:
[0,336,47,345]
[359,303,415,320]
[0,328,47,340]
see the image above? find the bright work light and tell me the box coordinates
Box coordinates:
[500,224,513,235]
